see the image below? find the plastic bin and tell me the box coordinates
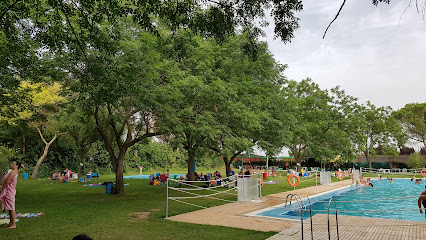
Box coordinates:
[23,173,28,179]
[263,172,267,179]
[105,182,114,194]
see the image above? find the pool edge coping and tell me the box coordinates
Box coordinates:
[245,183,359,221]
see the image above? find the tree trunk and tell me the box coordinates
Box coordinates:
[187,149,196,181]
[368,158,372,171]
[223,156,231,177]
[31,142,52,179]
[266,155,269,171]
[77,148,84,179]
[32,128,59,180]
[22,129,26,156]
[115,149,126,194]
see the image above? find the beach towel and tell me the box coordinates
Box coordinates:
[0,212,44,219]
[0,219,20,224]
[263,180,280,184]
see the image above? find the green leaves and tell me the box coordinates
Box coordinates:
[393,103,426,145]
[281,79,359,165]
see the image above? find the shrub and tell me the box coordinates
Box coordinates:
[420,147,426,155]
[0,146,12,178]
[390,160,409,169]
[400,147,415,155]
[409,152,424,169]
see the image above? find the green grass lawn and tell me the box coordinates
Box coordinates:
[1,173,276,240]
[0,170,363,239]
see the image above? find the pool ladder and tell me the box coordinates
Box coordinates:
[284,194,340,240]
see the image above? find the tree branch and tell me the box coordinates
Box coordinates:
[58,0,89,63]
[95,105,117,161]
[0,0,20,24]
[36,127,48,145]
[107,104,123,149]
[230,151,242,162]
[323,0,347,39]
[206,142,221,153]
[125,131,162,148]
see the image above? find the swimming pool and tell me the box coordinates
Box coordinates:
[254,179,426,222]
[123,174,185,179]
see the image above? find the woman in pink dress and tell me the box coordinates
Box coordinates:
[0,161,24,229]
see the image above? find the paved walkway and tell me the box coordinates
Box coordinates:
[168,180,353,232]
[168,179,426,239]
[268,214,426,240]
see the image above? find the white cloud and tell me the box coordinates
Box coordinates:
[262,0,426,110]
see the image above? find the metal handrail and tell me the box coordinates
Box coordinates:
[285,194,314,240]
[360,167,425,174]
[327,198,339,240]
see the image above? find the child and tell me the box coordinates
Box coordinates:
[62,173,69,183]
[0,160,24,229]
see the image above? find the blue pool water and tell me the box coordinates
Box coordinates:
[257,179,426,222]
[123,174,185,179]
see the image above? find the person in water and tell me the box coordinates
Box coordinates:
[418,185,426,218]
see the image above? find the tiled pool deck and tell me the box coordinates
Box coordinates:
[168,179,426,239]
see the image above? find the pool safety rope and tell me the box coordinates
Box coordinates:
[166,174,264,219]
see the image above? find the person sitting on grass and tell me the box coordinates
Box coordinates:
[160,173,168,184]
[153,176,161,185]
[62,173,69,183]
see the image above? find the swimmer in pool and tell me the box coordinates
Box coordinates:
[416,179,422,184]
[418,185,426,218]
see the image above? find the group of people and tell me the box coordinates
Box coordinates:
[356,175,374,187]
[149,170,170,185]
[411,175,422,184]
[51,169,94,183]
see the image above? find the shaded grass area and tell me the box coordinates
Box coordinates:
[0,175,275,240]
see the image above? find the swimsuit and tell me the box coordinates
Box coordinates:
[422,199,426,218]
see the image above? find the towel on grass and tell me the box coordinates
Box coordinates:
[0,219,20,224]
[0,212,44,219]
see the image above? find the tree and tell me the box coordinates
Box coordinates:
[203,35,287,176]
[281,79,356,171]
[351,101,406,171]
[0,80,66,179]
[27,82,67,179]
[51,107,100,179]
[70,28,166,194]
[393,103,426,146]
[0,145,12,179]
[409,152,424,169]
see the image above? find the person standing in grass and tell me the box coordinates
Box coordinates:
[0,160,24,229]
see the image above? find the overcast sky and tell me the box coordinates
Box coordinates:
[261,0,426,110]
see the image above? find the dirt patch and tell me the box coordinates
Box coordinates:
[128,212,151,221]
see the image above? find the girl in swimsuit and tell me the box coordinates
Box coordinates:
[0,160,24,229]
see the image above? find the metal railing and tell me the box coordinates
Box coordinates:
[327,198,340,240]
[284,194,313,240]
[360,167,425,174]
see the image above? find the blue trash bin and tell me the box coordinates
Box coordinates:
[23,173,28,179]
[105,182,114,194]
